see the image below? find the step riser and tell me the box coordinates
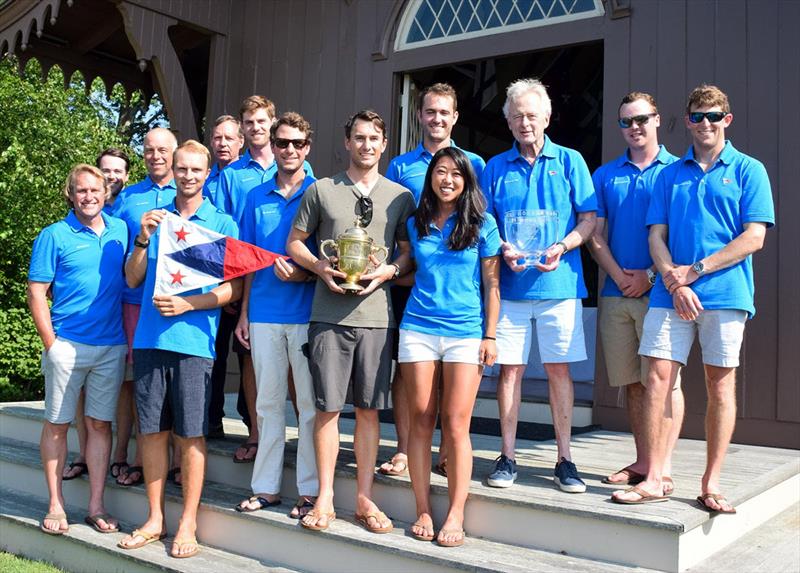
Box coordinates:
[0,459,459,573]
[0,519,159,573]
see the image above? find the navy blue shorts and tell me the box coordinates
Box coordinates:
[133,349,213,438]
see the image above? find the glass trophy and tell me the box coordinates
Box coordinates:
[504,209,559,267]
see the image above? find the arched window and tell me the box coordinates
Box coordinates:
[395,0,604,51]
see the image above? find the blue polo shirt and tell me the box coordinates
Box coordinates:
[593,145,678,297]
[401,212,502,339]
[241,173,317,324]
[29,211,127,346]
[646,141,775,318]
[481,137,597,300]
[219,149,314,223]
[133,198,239,359]
[386,142,486,203]
[202,162,226,208]
[112,176,177,305]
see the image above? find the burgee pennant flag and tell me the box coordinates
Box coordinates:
[154,212,285,296]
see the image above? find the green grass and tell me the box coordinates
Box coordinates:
[0,552,65,573]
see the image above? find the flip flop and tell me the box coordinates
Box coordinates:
[354,511,393,534]
[433,460,448,477]
[696,493,737,514]
[300,509,336,531]
[436,528,465,547]
[612,485,669,505]
[601,466,644,485]
[109,461,129,479]
[40,512,69,535]
[117,529,167,550]
[117,465,144,487]
[171,537,200,559]
[377,454,408,476]
[663,476,675,496]
[232,442,258,464]
[410,518,435,542]
[235,495,281,513]
[84,513,119,533]
[62,461,88,481]
[289,498,316,519]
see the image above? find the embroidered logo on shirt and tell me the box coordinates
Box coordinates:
[548,170,558,176]
[722,178,731,184]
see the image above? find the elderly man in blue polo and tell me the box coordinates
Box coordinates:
[29,164,128,536]
[481,78,597,493]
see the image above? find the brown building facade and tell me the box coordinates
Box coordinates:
[2,0,798,447]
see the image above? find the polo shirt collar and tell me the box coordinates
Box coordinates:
[414,140,463,160]
[168,197,214,221]
[143,175,177,191]
[209,163,221,179]
[617,144,672,168]
[683,140,734,166]
[65,209,110,234]
[507,135,555,162]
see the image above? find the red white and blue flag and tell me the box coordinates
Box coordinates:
[154,213,284,296]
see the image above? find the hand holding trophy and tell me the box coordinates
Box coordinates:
[503,210,559,271]
[320,220,389,293]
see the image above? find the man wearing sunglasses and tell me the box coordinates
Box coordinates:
[612,85,774,511]
[381,83,486,478]
[287,110,416,534]
[588,92,683,496]
[234,112,319,517]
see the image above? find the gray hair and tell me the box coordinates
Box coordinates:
[502,78,552,119]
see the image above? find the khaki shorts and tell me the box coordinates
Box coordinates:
[599,296,649,387]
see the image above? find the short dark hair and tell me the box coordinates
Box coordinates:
[344,109,386,140]
[619,91,658,115]
[95,148,130,173]
[270,111,313,143]
[686,84,731,114]
[418,83,458,112]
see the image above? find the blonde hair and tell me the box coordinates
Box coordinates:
[63,164,109,207]
[239,95,276,121]
[173,140,212,170]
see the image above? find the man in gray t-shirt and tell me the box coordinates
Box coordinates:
[288,110,415,534]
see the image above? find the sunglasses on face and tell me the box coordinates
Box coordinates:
[617,113,657,128]
[272,138,309,149]
[688,111,728,124]
[357,195,373,227]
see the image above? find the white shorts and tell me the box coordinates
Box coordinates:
[496,298,586,365]
[43,337,127,424]
[639,308,747,367]
[398,329,482,365]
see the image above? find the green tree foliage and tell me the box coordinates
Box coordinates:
[0,57,155,399]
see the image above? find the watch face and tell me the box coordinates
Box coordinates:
[693,262,704,274]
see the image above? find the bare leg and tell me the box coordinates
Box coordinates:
[40,421,70,533]
[118,431,169,547]
[544,362,574,461]
[172,436,206,555]
[700,365,737,511]
[403,361,439,539]
[241,355,259,444]
[302,410,339,529]
[379,368,409,474]
[438,362,482,545]
[353,407,391,530]
[496,364,525,459]
[85,416,116,531]
[605,381,647,482]
[663,384,685,479]
[63,391,87,479]
[612,358,680,501]
[112,380,134,465]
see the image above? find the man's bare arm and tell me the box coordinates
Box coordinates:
[27,281,56,349]
[151,278,243,317]
[286,227,346,294]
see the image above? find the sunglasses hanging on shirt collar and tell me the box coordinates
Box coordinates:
[356,195,373,228]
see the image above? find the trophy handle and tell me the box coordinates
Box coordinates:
[319,239,338,262]
[371,244,389,265]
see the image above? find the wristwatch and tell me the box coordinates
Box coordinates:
[646,268,657,286]
[692,260,706,276]
[390,263,401,279]
[134,236,150,249]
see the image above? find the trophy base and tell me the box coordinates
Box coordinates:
[518,254,545,268]
[340,282,364,293]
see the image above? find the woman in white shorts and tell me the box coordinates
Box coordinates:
[398,148,501,547]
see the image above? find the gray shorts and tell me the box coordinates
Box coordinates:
[308,322,394,412]
[43,337,126,424]
[133,349,213,438]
